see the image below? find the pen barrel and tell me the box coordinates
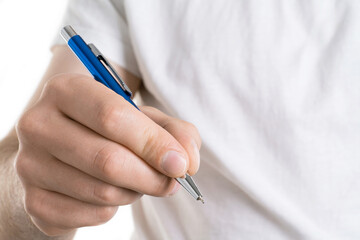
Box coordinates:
[67,35,137,108]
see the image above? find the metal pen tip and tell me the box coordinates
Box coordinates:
[176,174,204,204]
[197,196,205,204]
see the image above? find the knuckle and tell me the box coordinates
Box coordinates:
[16,110,42,139]
[14,151,31,178]
[140,126,159,158]
[92,184,118,205]
[24,189,42,217]
[43,74,70,95]
[93,144,122,179]
[42,74,89,101]
[42,76,65,100]
[97,104,124,134]
[95,206,118,224]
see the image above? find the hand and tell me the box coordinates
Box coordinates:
[15,73,201,236]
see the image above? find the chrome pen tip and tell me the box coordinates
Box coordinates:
[197,196,205,204]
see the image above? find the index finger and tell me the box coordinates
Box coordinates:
[42,74,189,178]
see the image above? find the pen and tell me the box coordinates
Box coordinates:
[60,25,204,204]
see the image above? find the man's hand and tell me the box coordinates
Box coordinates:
[14,73,201,236]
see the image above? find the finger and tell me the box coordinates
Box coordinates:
[18,147,141,206]
[17,110,178,197]
[41,74,189,177]
[24,187,118,235]
[140,106,201,175]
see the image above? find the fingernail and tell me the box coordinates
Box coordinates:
[192,141,200,168]
[169,182,181,196]
[161,151,187,176]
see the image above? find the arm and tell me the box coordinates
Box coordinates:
[0,45,200,238]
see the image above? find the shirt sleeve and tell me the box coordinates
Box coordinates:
[51,0,141,77]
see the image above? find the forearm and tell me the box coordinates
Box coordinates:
[0,131,75,240]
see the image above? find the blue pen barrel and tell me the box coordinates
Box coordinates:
[67,35,137,109]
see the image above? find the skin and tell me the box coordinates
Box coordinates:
[0,45,201,239]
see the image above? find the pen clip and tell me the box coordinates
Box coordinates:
[88,43,133,97]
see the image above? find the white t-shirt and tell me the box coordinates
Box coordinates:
[53,0,360,239]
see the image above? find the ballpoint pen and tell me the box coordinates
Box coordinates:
[60,25,204,204]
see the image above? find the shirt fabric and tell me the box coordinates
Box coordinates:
[53,1,360,239]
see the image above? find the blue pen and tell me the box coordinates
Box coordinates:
[61,25,204,203]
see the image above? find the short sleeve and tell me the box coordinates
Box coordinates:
[52,0,140,77]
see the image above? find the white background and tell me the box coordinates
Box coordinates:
[0,0,134,239]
